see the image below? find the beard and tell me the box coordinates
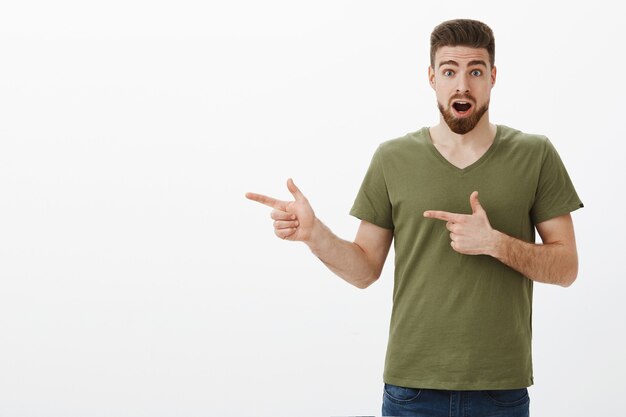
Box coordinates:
[438,98,489,135]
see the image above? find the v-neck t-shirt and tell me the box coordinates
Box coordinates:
[349,124,583,390]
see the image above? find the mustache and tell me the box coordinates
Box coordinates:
[450,94,476,104]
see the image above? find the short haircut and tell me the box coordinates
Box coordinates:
[430,19,495,68]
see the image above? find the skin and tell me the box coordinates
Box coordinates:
[246,45,579,289]
[245,179,391,289]
[428,45,497,169]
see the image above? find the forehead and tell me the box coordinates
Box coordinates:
[434,46,490,67]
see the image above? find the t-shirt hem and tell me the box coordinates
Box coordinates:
[349,208,394,230]
[383,373,534,391]
[533,200,584,225]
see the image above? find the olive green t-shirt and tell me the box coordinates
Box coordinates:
[350,125,583,390]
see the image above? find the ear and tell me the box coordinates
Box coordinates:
[490,65,497,88]
[428,66,436,90]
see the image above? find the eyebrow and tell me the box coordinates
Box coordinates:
[438,60,488,69]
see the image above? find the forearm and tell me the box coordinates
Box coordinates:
[488,231,578,287]
[305,218,378,289]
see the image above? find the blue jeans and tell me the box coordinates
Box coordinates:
[382,383,530,417]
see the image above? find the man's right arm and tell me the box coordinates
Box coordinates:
[306,218,393,289]
[246,178,393,289]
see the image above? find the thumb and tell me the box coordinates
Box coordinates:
[470,191,484,215]
[287,178,305,201]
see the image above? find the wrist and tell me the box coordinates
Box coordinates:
[304,217,325,251]
[487,229,506,258]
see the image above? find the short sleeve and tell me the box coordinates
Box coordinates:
[349,145,394,230]
[530,138,584,225]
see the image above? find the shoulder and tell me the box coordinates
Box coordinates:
[499,124,549,146]
[377,127,429,156]
[498,124,552,155]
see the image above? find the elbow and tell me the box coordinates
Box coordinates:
[354,276,378,289]
[351,245,384,289]
[560,271,577,288]
[354,271,381,289]
[556,245,578,288]
[559,261,579,288]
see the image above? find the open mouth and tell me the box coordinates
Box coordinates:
[452,101,472,113]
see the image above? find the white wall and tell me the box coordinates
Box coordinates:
[0,1,623,416]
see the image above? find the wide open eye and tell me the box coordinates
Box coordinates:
[443,70,454,77]
[471,69,482,76]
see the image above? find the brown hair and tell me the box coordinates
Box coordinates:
[430,19,495,68]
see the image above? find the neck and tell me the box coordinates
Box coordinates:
[431,113,496,148]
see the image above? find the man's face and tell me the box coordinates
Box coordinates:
[428,46,497,134]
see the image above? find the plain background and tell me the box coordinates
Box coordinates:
[1,1,624,416]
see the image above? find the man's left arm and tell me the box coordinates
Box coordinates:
[424,191,579,287]
[490,213,578,287]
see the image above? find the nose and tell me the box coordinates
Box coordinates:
[456,73,470,93]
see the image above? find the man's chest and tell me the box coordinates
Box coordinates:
[385,158,540,239]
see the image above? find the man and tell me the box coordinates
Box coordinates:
[246,19,582,417]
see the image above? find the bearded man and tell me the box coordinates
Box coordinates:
[246,19,583,417]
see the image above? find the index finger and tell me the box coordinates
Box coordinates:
[423,210,463,222]
[245,192,288,211]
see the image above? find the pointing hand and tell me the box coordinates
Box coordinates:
[245,178,316,242]
[423,191,497,255]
